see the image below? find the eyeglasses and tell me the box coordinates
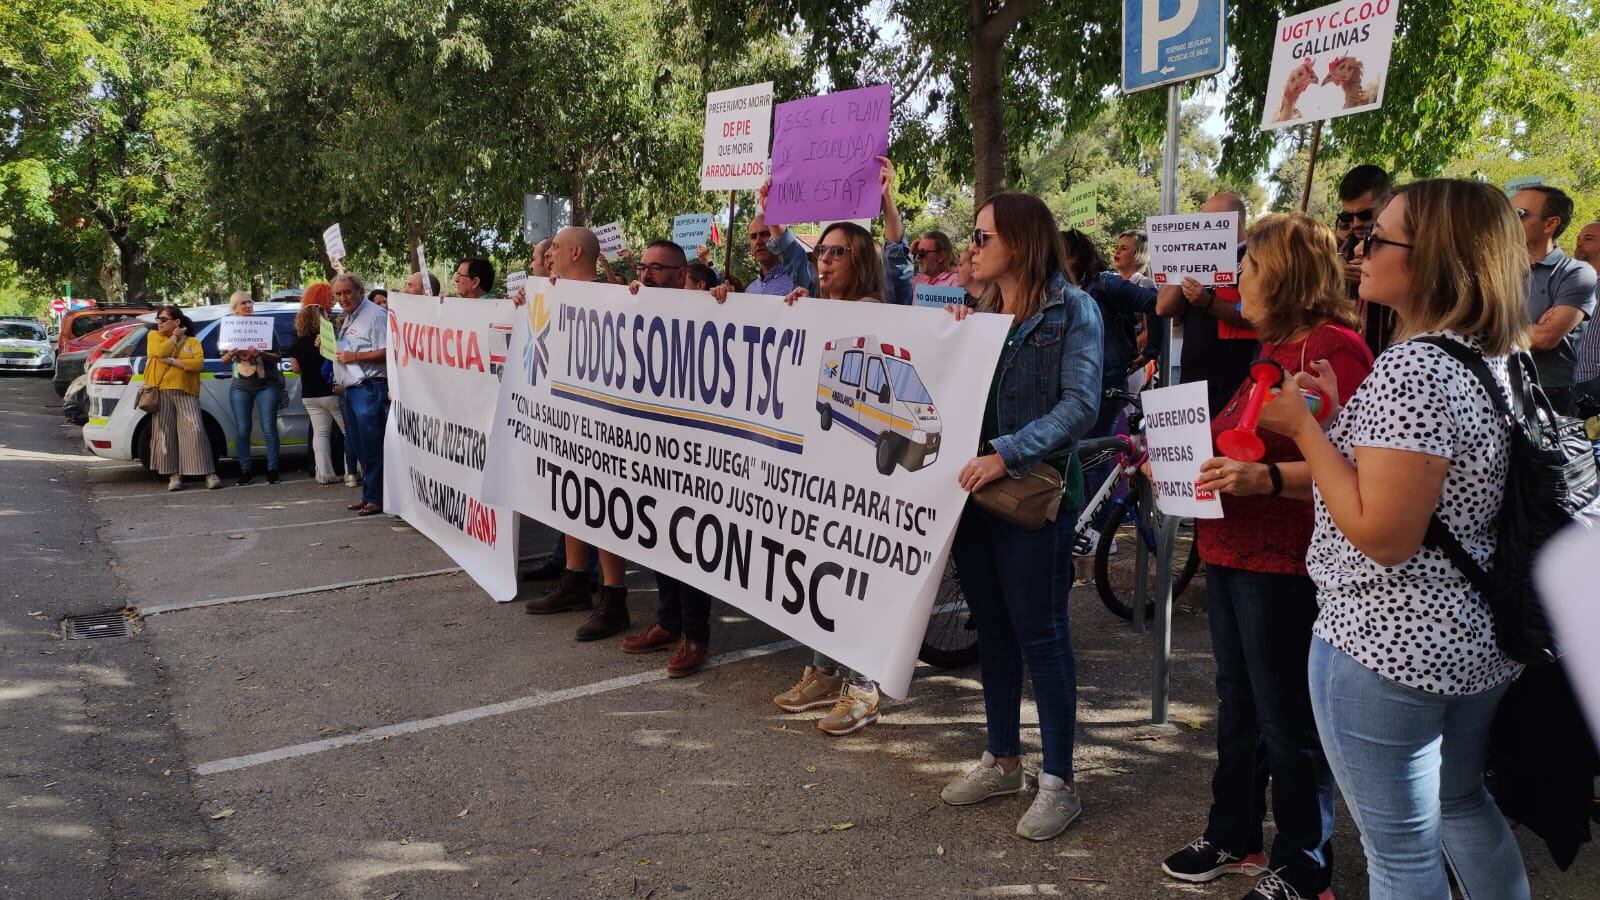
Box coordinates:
[640,263,682,275]
[972,229,999,248]
[1335,208,1376,227]
[1514,207,1546,220]
[1362,233,1414,256]
[816,245,851,262]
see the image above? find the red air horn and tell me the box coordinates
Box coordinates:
[1216,359,1333,462]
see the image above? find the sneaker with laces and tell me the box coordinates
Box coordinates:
[941,751,1025,806]
[772,666,845,713]
[1242,871,1333,900]
[1015,774,1082,841]
[817,682,880,735]
[1161,836,1268,883]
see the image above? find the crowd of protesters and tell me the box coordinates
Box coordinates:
[132,159,1600,899]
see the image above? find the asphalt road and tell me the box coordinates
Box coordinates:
[2,373,1595,898]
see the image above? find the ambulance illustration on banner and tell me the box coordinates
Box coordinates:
[816,335,942,475]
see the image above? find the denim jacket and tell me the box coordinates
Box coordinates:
[880,239,916,306]
[988,272,1105,477]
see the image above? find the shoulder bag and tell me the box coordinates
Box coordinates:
[135,354,165,413]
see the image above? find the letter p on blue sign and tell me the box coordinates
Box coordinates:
[1121,0,1226,93]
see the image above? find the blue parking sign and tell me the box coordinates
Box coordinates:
[1122,0,1227,94]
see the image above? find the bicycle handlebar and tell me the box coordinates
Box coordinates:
[1077,434,1135,456]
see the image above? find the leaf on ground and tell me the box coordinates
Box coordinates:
[935,844,945,857]
[635,857,650,866]
[209,809,235,820]
[830,822,854,832]
[801,782,819,790]
[457,807,471,818]
[804,765,817,773]
[1179,718,1204,730]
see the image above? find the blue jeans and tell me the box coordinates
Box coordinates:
[1204,566,1334,894]
[951,502,1079,780]
[1308,637,1528,900]
[229,383,282,474]
[345,379,388,506]
[338,390,362,477]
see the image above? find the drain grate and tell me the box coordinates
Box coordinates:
[64,612,133,640]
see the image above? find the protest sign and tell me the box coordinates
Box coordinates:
[483,281,1009,697]
[323,223,346,261]
[594,222,626,259]
[1067,182,1098,230]
[505,272,528,304]
[1140,381,1223,519]
[318,316,337,361]
[672,214,715,255]
[416,244,434,297]
[384,293,519,602]
[1261,0,1399,130]
[914,284,967,310]
[1506,176,1546,196]
[701,82,773,190]
[766,84,891,227]
[218,316,275,351]
[1146,211,1240,286]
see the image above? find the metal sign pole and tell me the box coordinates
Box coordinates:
[1147,81,1183,725]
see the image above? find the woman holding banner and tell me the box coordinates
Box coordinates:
[938,193,1102,842]
[220,291,284,485]
[1159,214,1371,900]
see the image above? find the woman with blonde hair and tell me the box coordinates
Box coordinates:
[220,291,284,485]
[937,192,1103,841]
[287,303,347,484]
[1160,213,1373,900]
[1259,179,1533,898]
[146,306,221,491]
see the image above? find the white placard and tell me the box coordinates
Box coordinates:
[416,243,433,297]
[1261,0,1400,130]
[1140,381,1223,519]
[504,272,528,303]
[701,81,774,190]
[218,316,275,351]
[483,281,1009,697]
[594,222,625,259]
[1146,212,1240,287]
[383,293,519,602]
[322,223,346,261]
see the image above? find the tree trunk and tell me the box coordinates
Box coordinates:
[970,3,1007,204]
[115,235,152,306]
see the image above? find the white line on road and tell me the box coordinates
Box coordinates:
[112,514,391,544]
[194,639,801,776]
[140,567,464,616]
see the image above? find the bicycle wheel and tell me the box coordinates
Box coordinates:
[919,560,979,669]
[1094,498,1203,621]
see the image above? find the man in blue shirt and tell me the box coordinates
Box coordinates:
[1513,186,1597,415]
[744,211,814,297]
[332,273,389,516]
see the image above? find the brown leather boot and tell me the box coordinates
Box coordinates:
[575,585,629,641]
[525,569,594,615]
[666,638,709,678]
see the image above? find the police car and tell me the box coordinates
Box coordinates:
[0,317,55,374]
[816,335,942,476]
[81,303,311,468]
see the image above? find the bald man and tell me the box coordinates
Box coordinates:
[514,227,604,308]
[1155,192,1259,414]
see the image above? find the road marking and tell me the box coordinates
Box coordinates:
[140,567,464,616]
[194,639,801,776]
[112,514,391,544]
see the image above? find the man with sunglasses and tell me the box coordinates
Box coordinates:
[910,232,960,288]
[1336,165,1396,358]
[1512,185,1596,416]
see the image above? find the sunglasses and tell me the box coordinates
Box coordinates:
[156,316,172,322]
[1514,207,1546,220]
[816,245,851,262]
[1334,208,1376,227]
[1362,233,1413,256]
[640,263,682,274]
[972,229,999,248]
[911,249,941,259]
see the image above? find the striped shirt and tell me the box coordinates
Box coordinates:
[1577,284,1600,385]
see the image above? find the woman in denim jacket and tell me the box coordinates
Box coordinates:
[938,192,1104,841]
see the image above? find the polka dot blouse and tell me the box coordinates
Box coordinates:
[1307,331,1524,695]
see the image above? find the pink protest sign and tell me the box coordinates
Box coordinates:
[764,84,891,227]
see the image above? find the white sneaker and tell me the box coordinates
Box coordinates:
[1016,773,1082,841]
[344,474,359,487]
[167,475,183,492]
[941,751,1025,806]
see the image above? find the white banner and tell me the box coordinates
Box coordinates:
[701,81,773,190]
[483,281,1008,697]
[218,316,275,351]
[1261,0,1399,130]
[1141,381,1223,519]
[384,293,519,602]
[1146,212,1240,287]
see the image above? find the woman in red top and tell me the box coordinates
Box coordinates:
[1160,213,1373,900]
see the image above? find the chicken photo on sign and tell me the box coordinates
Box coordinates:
[1260,0,1400,130]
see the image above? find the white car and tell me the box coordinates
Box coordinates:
[82,303,313,469]
[0,317,55,374]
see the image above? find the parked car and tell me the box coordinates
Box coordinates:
[53,321,143,396]
[56,305,151,354]
[0,317,55,375]
[82,303,312,469]
[62,374,89,426]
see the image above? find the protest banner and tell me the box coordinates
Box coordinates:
[483,281,1009,697]
[323,223,346,261]
[594,222,626,259]
[1146,211,1240,286]
[1140,381,1223,519]
[766,84,891,227]
[218,316,275,351]
[384,293,519,602]
[1067,182,1098,230]
[1261,0,1399,130]
[672,213,715,255]
[914,284,967,310]
[701,82,773,190]
[318,316,337,361]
